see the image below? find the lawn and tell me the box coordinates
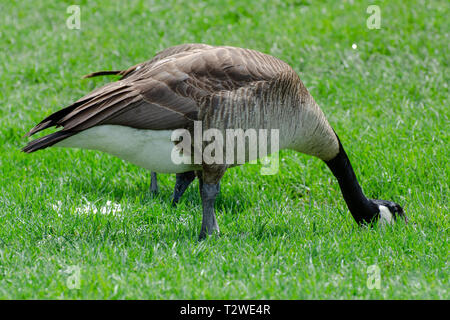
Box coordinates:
[0,0,448,299]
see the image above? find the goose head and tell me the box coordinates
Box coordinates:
[370,199,407,225]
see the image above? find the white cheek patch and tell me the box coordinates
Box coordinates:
[378,205,393,225]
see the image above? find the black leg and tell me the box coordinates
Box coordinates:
[172,171,196,206]
[196,170,203,194]
[199,182,220,240]
[197,166,227,240]
[150,172,158,193]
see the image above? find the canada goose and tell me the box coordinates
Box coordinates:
[23,43,407,239]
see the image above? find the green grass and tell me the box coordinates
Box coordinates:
[0,0,448,299]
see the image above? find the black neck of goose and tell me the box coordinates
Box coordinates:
[325,139,378,224]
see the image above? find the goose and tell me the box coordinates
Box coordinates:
[23,43,407,239]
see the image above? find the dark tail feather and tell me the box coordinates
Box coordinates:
[25,100,90,137]
[22,131,76,153]
[83,70,122,79]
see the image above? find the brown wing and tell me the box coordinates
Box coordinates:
[83,43,214,79]
[117,43,215,79]
[23,45,292,152]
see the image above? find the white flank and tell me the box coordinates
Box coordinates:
[55,125,200,173]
